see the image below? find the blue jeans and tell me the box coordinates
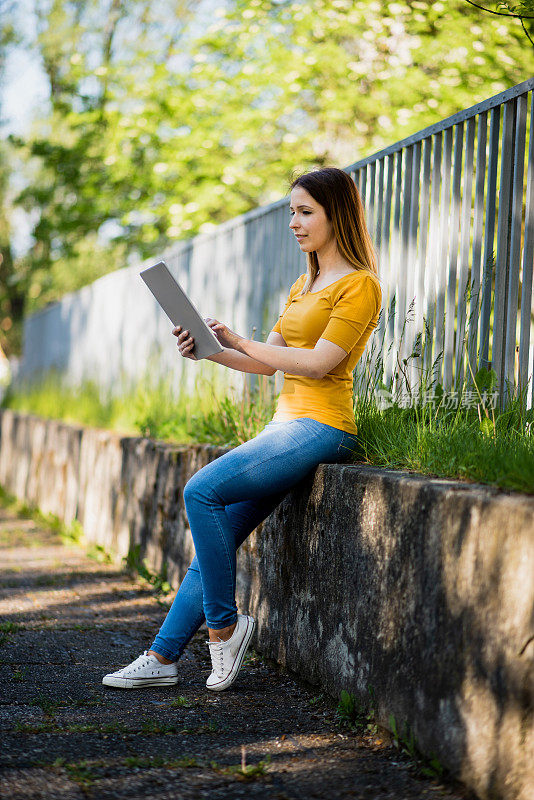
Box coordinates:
[150,417,358,661]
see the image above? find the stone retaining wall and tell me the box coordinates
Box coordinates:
[0,408,532,800]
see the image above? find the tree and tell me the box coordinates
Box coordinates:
[5,0,533,345]
[11,0,198,311]
[0,1,24,356]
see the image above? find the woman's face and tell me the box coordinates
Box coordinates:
[289,186,335,254]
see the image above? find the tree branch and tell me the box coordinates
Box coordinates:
[463,0,534,17]
[99,0,124,111]
[520,14,534,43]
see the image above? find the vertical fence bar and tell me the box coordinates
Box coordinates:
[360,165,368,210]
[493,99,517,408]
[380,154,395,387]
[354,161,375,392]
[388,150,404,389]
[274,205,285,293]
[416,138,432,337]
[423,132,443,375]
[280,206,294,313]
[375,158,385,262]
[398,146,413,390]
[268,208,283,396]
[292,202,304,276]
[351,168,361,197]
[519,93,534,407]
[503,94,527,404]
[468,111,487,385]
[251,217,263,338]
[416,137,433,393]
[443,122,464,389]
[270,207,285,398]
[369,157,385,381]
[368,161,377,240]
[407,141,422,390]
[455,117,476,390]
[435,127,453,387]
[479,106,501,372]
[258,207,284,396]
[264,208,278,338]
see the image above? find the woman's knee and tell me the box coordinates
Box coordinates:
[183,470,211,505]
[183,477,198,505]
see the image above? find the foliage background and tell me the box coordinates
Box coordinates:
[0,0,532,357]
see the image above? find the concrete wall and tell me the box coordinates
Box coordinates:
[0,407,532,800]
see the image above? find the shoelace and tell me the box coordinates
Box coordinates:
[207,640,225,677]
[123,651,152,674]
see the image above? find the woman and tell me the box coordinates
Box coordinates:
[103,166,382,692]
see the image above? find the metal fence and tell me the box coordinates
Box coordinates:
[16,78,534,410]
[350,77,534,410]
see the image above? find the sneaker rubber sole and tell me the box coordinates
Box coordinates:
[102,675,179,689]
[206,616,256,692]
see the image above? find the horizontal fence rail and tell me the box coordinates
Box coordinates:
[16,78,534,411]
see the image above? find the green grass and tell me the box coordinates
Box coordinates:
[170,696,196,708]
[0,621,23,648]
[210,754,271,781]
[41,753,268,783]
[14,718,220,736]
[1,370,134,433]
[123,755,199,769]
[351,393,534,493]
[123,543,172,604]
[86,542,114,564]
[335,688,445,780]
[30,692,67,717]
[0,621,20,633]
[2,367,276,447]
[3,283,534,494]
[0,485,85,545]
[350,292,534,494]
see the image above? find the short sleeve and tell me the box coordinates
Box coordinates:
[320,275,382,354]
[270,274,306,334]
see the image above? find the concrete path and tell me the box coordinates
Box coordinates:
[0,505,474,800]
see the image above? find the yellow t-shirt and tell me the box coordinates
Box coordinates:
[270,269,382,434]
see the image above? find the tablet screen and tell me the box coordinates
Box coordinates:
[140,261,224,360]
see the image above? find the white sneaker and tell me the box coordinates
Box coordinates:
[102,651,179,688]
[206,614,255,691]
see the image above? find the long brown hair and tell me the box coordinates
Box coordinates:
[289,167,378,295]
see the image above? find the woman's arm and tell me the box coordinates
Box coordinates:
[207,274,381,378]
[173,325,283,375]
[237,337,347,379]
[207,332,285,375]
[205,319,347,379]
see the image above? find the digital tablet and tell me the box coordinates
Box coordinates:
[140,261,224,360]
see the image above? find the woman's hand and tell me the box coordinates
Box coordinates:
[205,318,245,351]
[172,326,198,361]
